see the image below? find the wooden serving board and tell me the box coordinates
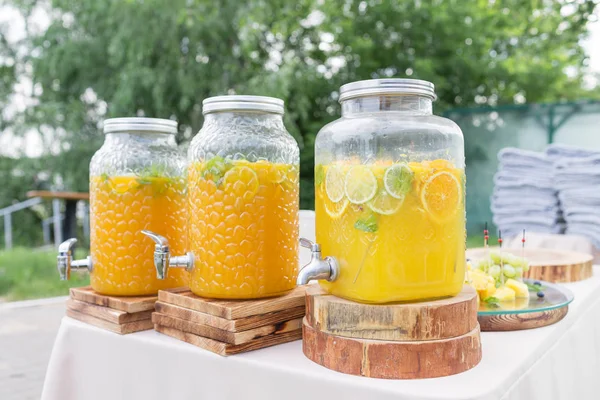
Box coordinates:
[305,285,478,341]
[154,301,305,332]
[67,309,153,334]
[466,247,593,283]
[155,324,302,356]
[66,299,153,324]
[158,286,306,319]
[302,319,482,379]
[70,286,157,313]
[152,313,302,345]
[478,306,568,331]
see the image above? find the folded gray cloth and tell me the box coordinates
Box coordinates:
[562,206,600,217]
[498,147,552,168]
[554,154,600,169]
[546,143,600,161]
[498,223,565,237]
[491,195,558,210]
[559,188,600,206]
[493,170,554,189]
[492,185,556,198]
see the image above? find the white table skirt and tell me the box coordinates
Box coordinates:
[41,267,600,400]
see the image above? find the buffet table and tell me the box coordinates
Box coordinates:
[42,267,600,400]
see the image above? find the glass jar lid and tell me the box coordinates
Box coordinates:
[202,95,284,115]
[339,78,436,102]
[103,117,178,134]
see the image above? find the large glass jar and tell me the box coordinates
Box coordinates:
[57,118,188,296]
[143,96,300,299]
[306,79,465,303]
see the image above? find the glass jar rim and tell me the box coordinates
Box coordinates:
[102,117,178,134]
[202,95,284,115]
[339,78,437,102]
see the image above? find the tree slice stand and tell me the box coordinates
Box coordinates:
[467,247,593,283]
[153,286,306,356]
[302,285,482,379]
[66,286,157,334]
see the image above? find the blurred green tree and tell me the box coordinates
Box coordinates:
[0,0,598,245]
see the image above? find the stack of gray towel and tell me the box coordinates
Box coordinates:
[491,148,563,236]
[548,144,600,248]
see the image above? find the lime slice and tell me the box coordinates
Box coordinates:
[324,198,349,219]
[384,163,414,199]
[325,165,346,203]
[344,166,377,204]
[368,189,403,215]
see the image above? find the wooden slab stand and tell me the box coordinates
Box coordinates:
[157,286,306,319]
[67,309,153,334]
[155,324,302,356]
[303,319,482,379]
[467,247,593,283]
[70,287,157,313]
[306,285,478,341]
[478,306,569,331]
[67,299,153,324]
[152,313,302,345]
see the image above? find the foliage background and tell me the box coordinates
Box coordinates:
[0,0,599,247]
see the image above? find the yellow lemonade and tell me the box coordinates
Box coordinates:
[188,158,299,299]
[315,159,465,303]
[90,174,187,295]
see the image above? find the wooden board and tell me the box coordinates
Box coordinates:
[155,301,305,332]
[27,190,89,201]
[467,247,593,283]
[305,285,478,341]
[66,309,153,334]
[158,286,306,319]
[152,313,302,345]
[302,318,482,379]
[478,306,569,331]
[70,286,157,313]
[66,299,152,324]
[155,324,302,356]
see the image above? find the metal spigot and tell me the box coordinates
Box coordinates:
[57,238,93,280]
[296,238,339,285]
[141,230,194,279]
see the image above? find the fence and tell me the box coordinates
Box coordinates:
[444,100,600,235]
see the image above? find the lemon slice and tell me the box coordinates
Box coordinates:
[223,166,259,200]
[325,165,346,203]
[344,166,377,204]
[323,197,349,219]
[421,171,462,222]
[384,163,414,199]
[368,189,403,215]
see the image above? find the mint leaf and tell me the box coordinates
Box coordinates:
[354,214,378,233]
[525,282,546,292]
[483,296,500,308]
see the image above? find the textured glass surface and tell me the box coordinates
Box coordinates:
[478,279,574,315]
[315,93,467,303]
[187,111,300,298]
[89,132,187,295]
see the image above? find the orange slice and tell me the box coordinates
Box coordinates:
[421,171,461,222]
[323,197,349,219]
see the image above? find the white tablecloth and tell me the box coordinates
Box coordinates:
[42,267,600,400]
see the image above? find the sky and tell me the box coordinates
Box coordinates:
[1,4,600,157]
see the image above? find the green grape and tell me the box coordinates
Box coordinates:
[475,259,491,272]
[489,265,501,278]
[503,264,516,278]
[522,261,530,272]
[515,266,523,278]
[490,252,502,265]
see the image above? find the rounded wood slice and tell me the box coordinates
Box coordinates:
[302,318,482,379]
[478,305,568,331]
[467,247,593,283]
[305,285,478,341]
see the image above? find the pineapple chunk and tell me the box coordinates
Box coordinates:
[469,269,496,299]
[505,279,529,298]
[494,286,516,302]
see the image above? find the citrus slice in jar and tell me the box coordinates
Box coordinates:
[368,188,403,215]
[384,163,414,199]
[325,165,346,203]
[223,166,259,200]
[267,164,287,184]
[323,197,349,219]
[421,171,462,222]
[344,166,377,204]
